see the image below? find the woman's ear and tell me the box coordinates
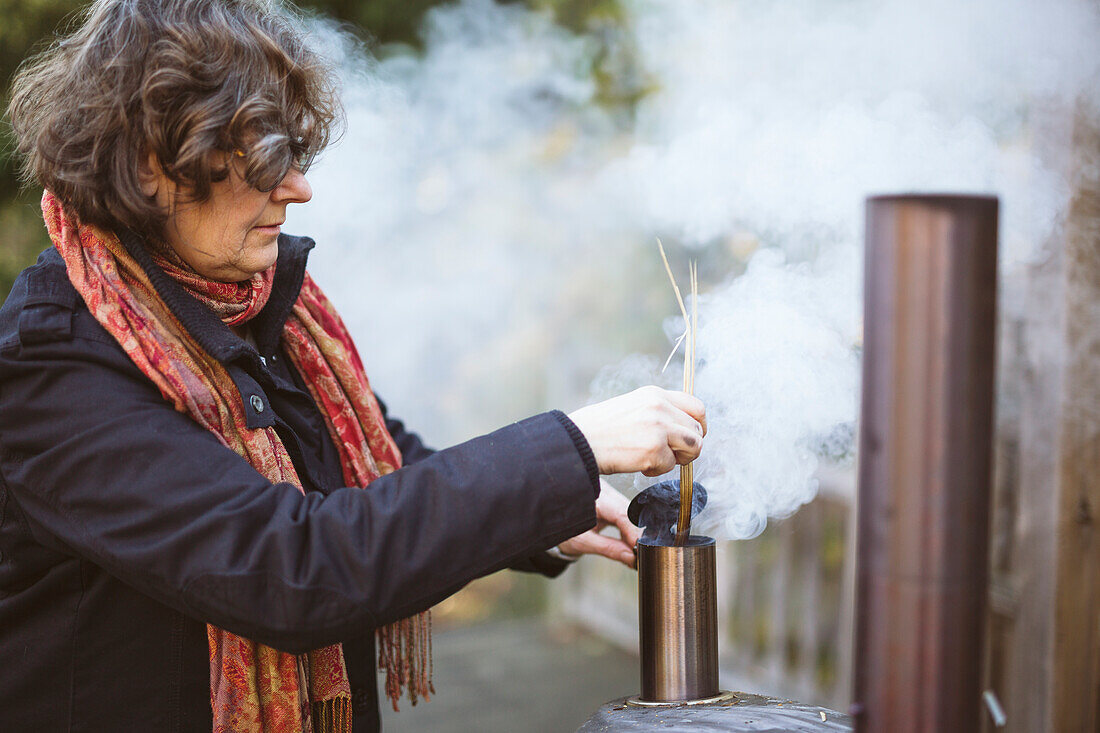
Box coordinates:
[138,152,162,198]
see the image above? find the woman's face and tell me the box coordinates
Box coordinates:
[144,154,312,282]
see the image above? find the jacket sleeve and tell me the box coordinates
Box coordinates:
[0,333,598,655]
[377,400,577,578]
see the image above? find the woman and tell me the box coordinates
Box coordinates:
[0,1,706,731]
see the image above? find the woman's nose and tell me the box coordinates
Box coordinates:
[272,167,312,204]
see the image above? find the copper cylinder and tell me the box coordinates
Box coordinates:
[637,536,720,703]
[853,195,999,733]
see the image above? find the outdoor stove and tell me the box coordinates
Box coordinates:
[579,478,851,731]
[577,194,999,732]
[623,480,723,706]
[579,512,850,732]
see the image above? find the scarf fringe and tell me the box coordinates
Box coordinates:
[311,696,352,733]
[378,611,435,711]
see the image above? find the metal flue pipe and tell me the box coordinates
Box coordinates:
[636,536,721,704]
[853,195,999,733]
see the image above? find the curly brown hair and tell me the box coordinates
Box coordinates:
[8,0,342,238]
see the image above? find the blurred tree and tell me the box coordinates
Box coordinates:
[1,0,631,300]
[1,0,81,298]
[307,0,487,46]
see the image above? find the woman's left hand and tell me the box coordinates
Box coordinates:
[557,480,641,569]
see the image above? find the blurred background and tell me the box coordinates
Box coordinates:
[3,1,1099,731]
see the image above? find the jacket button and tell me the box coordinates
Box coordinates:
[250,394,265,413]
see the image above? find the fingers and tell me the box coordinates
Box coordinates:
[612,511,641,548]
[596,481,642,548]
[559,530,637,569]
[633,386,705,441]
[660,389,707,436]
[634,428,702,476]
[668,423,703,465]
[640,447,677,476]
[567,385,707,476]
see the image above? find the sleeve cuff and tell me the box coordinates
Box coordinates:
[545,546,581,563]
[550,409,600,499]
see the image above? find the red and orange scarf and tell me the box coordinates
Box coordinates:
[43,191,432,732]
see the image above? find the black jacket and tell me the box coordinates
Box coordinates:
[0,234,600,732]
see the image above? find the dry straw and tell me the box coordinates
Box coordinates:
[657,239,698,544]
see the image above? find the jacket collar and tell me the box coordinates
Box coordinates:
[116,229,316,363]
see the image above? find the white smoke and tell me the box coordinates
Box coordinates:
[292,1,633,443]
[288,0,1100,539]
[686,249,860,539]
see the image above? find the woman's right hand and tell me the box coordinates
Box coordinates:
[567,386,707,476]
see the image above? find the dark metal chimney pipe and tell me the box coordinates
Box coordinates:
[853,195,999,733]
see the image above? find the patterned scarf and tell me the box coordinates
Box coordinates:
[42,192,433,732]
